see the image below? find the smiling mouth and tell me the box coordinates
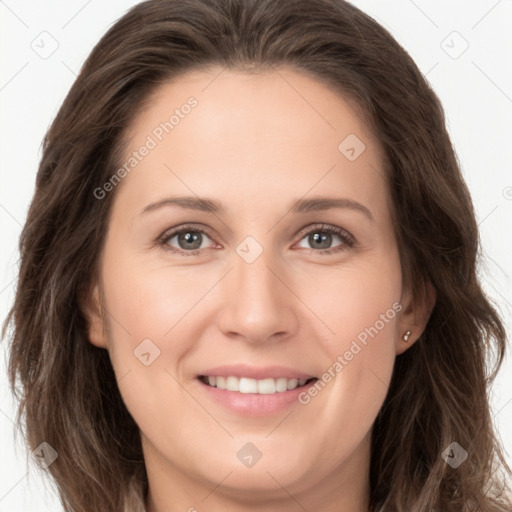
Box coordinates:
[198,375,318,394]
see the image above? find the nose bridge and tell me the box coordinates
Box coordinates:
[237,244,278,300]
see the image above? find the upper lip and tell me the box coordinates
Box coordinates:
[197,364,317,381]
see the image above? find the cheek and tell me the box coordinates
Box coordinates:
[293,321,397,476]
[97,255,198,438]
[98,248,225,418]
[299,251,402,348]
[294,253,401,446]
[101,248,215,342]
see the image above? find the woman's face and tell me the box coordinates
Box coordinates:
[87,67,427,509]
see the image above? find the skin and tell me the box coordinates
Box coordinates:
[85,67,435,512]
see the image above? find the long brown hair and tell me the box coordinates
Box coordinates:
[3,0,511,510]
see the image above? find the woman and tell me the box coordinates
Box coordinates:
[3,0,511,510]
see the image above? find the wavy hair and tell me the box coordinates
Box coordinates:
[3,0,511,510]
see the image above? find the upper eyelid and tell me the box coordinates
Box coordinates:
[296,223,351,238]
[158,223,215,239]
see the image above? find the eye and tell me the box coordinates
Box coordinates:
[157,223,356,256]
[158,224,217,255]
[295,223,356,254]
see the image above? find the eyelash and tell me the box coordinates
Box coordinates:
[157,223,356,257]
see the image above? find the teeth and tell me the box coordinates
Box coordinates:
[202,375,313,394]
[226,376,239,391]
[240,377,258,393]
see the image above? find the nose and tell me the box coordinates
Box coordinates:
[217,246,299,345]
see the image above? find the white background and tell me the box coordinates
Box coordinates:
[1,1,511,510]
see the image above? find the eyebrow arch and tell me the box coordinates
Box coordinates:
[140,195,374,222]
[289,197,374,222]
[141,196,223,215]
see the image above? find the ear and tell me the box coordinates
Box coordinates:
[396,280,436,355]
[79,282,109,349]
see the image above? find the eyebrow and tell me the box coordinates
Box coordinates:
[140,195,374,222]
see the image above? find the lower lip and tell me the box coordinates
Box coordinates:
[196,378,317,416]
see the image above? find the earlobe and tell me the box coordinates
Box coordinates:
[397,280,436,354]
[80,283,109,349]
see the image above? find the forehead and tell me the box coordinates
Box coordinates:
[115,66,389,221]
